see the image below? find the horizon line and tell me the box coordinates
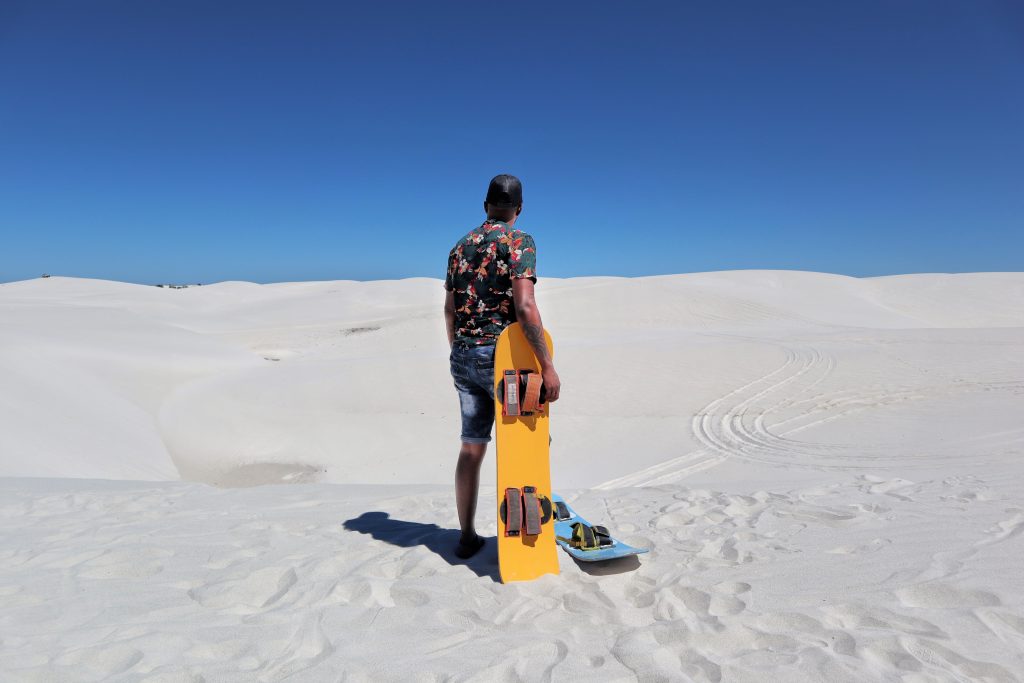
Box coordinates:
[3,268,1023,288]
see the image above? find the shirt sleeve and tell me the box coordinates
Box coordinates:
[509,232,537,283]
[444,248,456,291]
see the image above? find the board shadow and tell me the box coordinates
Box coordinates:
[343,511,499,581]
[570,554,643,576]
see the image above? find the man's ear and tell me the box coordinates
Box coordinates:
[515,205,523,216]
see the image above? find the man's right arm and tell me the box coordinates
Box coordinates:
[444,249,456,349]
[512,278,561,402]
[444,290,456,348]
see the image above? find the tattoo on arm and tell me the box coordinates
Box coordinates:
[521,322,551,365]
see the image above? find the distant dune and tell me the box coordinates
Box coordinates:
[2,271,1021,486]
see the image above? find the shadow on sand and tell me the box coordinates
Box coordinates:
[343,512,499,581]
[569,554,642,576]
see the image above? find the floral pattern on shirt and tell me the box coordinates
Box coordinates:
[444,220,537,344]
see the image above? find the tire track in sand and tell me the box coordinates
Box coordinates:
[597,343,829,488]
[597,340,1024,488]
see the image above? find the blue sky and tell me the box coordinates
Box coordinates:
[1,1,1021,284]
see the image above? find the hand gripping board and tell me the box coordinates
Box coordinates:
[494,323,558,583]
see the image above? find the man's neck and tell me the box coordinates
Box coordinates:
[487,215,517,227]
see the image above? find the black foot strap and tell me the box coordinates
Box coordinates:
[570,522,614,550]
[523,486,542,536]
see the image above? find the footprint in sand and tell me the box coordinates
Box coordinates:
[860,636,927,673]
[256,611,336,681]
[653,511,695,529]
[856,475,919,500]
[667,583,747,619]
[54,643,144,679]
[697,537,753,564]
[611,627,719,682]
[186,639,252,661]
[625,576,657,609]
[900,637,1017,681]
[662,585,736,626]
[824,604,946,638]
[78,547,172,579]
[709,594,746,616]
[187,566,298,613]
[979,510,1024,545]
[977,609,1024,643]
[390,585,430,607]
[0,584,45,608]
[203,546,264,570]
[437,607,491,631]
[755,612,858,658]
[138,672,206,683]
[825,537,892,555]
[774,507,858,525]
[708,581,751,616]
[897,582,1001,609]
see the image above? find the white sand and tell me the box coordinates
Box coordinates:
[1,271,1022,681]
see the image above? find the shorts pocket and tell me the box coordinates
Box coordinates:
[469,347,495,368]
[450,357,469,383]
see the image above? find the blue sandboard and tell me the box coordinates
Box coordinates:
[552,493,649,562]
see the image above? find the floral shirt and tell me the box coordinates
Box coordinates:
[445,220,537,345]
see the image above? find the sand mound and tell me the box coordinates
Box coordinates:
[1,271,1022,679]
[2,271,1021,487]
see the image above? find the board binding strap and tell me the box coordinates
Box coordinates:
[498,369,546,417]
[501,486,552,537]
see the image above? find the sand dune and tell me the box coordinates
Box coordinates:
[1,271,1022,680]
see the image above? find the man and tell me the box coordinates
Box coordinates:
[443,174,561,559]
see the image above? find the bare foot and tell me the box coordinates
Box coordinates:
[454,534,485,559]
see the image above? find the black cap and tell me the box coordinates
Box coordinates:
[485,174,523,208]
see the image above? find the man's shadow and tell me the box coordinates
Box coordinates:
[343,512,499,581]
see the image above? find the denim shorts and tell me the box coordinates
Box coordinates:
[450,342,496,444]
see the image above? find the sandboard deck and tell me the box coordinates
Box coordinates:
[494,323,558,583]
[552,493,650,563]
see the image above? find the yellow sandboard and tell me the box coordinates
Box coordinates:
[494,323,559,583]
